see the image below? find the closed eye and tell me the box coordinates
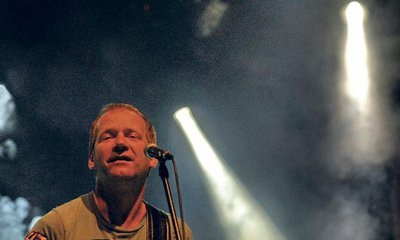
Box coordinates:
[125,129,142,140]
[99,133,114,141]
[127,134,139,139]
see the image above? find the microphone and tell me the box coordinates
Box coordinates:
[145,144,174,160]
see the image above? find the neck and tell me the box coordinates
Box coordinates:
[93,176,148,228]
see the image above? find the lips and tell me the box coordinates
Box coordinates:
[108,156,132,163]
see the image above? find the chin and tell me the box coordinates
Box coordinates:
[108,170,144,180]
[96,167,147,182]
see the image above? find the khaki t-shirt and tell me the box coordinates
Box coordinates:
[25,193,192,240]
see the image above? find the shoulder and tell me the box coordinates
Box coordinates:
[166,216,193,240]
[52,193,90,216]
[25,209,64,240]
[145,202,193,240]
[25,193,93,240]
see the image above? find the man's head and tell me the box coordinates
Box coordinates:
[88,103,158,180]
[88,103,156,157]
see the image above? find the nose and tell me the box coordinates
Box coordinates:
[113,134,128,154]
[113,143,128,154]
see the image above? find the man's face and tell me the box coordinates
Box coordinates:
[88,108,157,180]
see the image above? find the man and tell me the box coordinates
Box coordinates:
[26,103,192,240]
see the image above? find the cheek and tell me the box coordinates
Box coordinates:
[130,140,147,153]
[91,146,108,164]
[94,143,110,155]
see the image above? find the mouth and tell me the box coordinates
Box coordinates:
[108,156,132,163]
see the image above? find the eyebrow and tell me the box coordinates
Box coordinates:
[99,129,117,135]
[98,128,142,136]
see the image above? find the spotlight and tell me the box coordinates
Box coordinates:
[174,107,285,240]
[344,1,370,111]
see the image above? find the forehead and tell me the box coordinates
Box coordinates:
[95,108,147,132]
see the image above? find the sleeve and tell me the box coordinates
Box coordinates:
[182,222,193,240]
[24,210,65,240]
[169,217,193,240]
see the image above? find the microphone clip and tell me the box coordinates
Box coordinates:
[145,144,174,161]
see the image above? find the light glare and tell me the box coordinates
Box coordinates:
[198,0,228,37]
[0,84,16,134]
[174,107,284,240]
[344,1,369,110]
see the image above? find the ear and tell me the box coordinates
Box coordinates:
[88,154,95,170]
[149,158,158,169]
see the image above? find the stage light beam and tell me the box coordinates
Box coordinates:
[174,107,284,240]
[197,0,228,37]
[344,1,370,110]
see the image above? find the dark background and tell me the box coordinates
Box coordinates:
[0,0,400,239]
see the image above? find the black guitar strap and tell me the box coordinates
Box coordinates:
[146,203,168,240]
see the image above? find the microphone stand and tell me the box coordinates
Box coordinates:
[157,156,183,240]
